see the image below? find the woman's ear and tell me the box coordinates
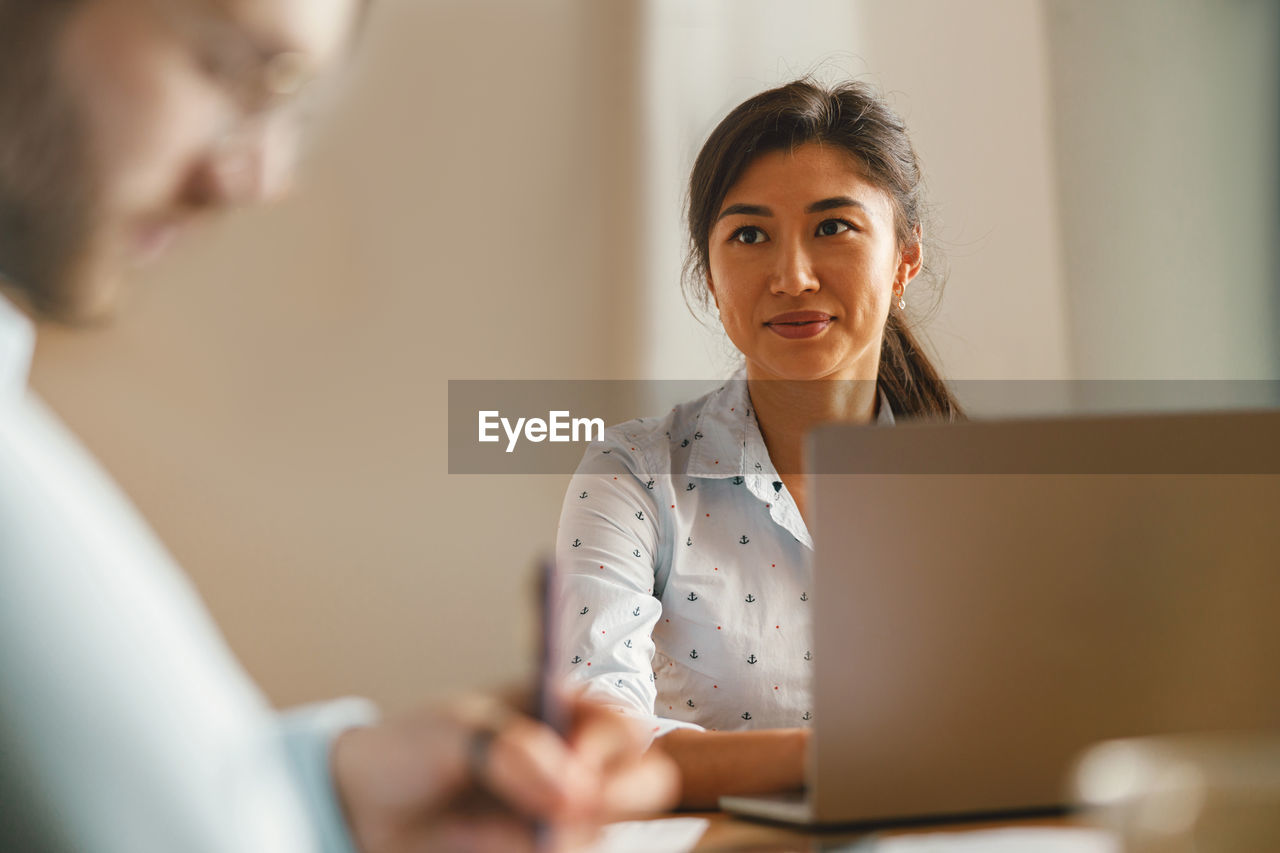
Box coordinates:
[899,224,924,286]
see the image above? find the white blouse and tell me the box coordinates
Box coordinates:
[553,376,893,740]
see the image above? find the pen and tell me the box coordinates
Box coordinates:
[534,555,569,737]
[534,555,567,852]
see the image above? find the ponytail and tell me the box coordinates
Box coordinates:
[877,314,964,420]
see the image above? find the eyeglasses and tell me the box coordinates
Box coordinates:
[148,0,331,129]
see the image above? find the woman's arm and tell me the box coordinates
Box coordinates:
[659,727,809,809]
[557,441,810,808]
[553,447,668,722]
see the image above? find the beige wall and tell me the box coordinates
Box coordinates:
[854,0,1073,383]
[1046,0,1279,379]
[29,1,1278,714]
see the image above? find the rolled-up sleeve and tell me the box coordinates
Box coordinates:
[277,698,380,853]
[553,443,703,741]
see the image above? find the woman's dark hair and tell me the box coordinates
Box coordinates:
[684,77,962,419]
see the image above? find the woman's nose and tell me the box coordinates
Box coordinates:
[770,238,821,296]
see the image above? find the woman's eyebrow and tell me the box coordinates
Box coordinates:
[715,197,871,222]
[715,203,772,222]
[806,196,869,214]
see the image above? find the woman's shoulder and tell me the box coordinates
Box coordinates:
[582,383,731,479]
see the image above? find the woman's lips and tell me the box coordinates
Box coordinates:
[764,311,835,339]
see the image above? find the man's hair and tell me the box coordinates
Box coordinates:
[0,0,95,312]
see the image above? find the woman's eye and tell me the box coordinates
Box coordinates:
[732,226,769,245]
[817,219,853,237]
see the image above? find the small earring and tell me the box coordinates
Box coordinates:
[896,288,906,310]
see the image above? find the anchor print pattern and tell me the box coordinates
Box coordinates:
[553,374,895,736]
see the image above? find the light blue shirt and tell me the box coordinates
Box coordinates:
[554,375,892,740]
[0,294,376,852]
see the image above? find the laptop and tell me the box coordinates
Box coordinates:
[721,410,1280,826]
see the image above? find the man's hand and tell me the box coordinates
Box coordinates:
[330,692,679,852]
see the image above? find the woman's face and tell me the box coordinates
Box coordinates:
[706,143,920,382]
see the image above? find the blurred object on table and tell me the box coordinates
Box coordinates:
[1074,732,1280,853]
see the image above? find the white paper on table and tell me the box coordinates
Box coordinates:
[842,827,1119,853]
[585,817,710,853]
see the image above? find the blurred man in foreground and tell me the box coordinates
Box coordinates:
[0,1,677,850]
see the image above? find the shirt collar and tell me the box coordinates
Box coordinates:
[685,376,755,478]
[686,369,894,478]
[0,292,35,406]
[876,389,896,425]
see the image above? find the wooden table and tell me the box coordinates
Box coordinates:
[684,810,1082,851]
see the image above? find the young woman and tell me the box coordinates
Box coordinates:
[553,79,963,808]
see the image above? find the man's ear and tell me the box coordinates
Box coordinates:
[899,224,924,285]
